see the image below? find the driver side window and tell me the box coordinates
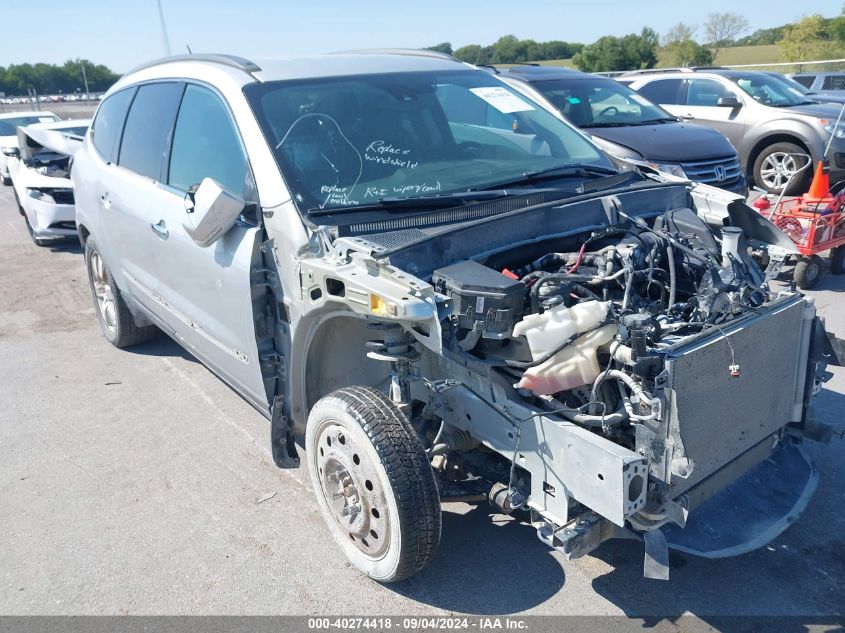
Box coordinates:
[168,84,251,199]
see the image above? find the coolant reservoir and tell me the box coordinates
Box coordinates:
[512,300,615,395]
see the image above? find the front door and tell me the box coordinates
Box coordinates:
[147,83,269,410]
[678,78,748,153]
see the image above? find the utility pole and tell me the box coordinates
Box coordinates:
[81,61,90,95]
[156,0,172,56]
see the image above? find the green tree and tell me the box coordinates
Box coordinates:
[830,4,845,44]
[703,12,749,57]
[454,44,486,64]
[573,28,658,72]
[489,35,529,63]
[449,37,583,65]
[425,42,453,55]
[735,26,785,46]
[779,15,837,63]
[662,22,696,47]
[663,40,714,67]
[661,22,713,67]
[0,59,119,96]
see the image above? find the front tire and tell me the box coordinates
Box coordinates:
[306,386,441,583]
[84,237,158,347]
[753,142,812,195]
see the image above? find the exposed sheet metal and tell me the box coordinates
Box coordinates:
[17,119,90,161]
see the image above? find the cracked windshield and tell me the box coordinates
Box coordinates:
[245,70,612,211]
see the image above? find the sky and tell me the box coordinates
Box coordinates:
[1,0,840,72]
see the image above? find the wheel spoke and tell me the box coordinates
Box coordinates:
[89,250,117,334]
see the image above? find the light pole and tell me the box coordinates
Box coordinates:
[81,61,90,95]
[156,0,172,56]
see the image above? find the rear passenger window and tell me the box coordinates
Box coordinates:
[168,84,250,198]
[90,88,134,163]
[637,79,684,105]
[118,82,184,180]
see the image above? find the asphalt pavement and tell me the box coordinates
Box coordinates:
[0,182,843,619]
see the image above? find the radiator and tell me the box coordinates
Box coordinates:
[664,297,811,495]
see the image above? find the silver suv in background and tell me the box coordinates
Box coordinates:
[621,68,845,194]
[71,52,838,583]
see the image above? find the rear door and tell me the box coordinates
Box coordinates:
[146,83,268,409]
[635,78,686,118]
[99,82,184,310]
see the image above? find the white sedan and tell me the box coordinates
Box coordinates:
[0,110,59,184]
[9,119,89,246]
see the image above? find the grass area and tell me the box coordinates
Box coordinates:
[653,43,786,68]
[524,44,836,72]
[533,58,575,68]
[711,44,783,66]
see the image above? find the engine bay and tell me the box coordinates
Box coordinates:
[432,206,773,458]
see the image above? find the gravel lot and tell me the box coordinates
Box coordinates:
[0,180,843,619]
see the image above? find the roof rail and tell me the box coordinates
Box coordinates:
[620,67,689,76]
[476,64,501,74]
[511,62,540,67]
[125,53,261,76]
[621,66,730,77]
[333,48,456,61]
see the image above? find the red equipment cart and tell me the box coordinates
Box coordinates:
[754,159,845,289]
[766,196,845,288]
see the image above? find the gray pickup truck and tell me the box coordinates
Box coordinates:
[71,51,841,583]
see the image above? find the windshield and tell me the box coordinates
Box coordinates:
[0,115,60,136]
[765,73,812,95]
[57,126,89,138]
[732,73,812,107]
[529,77,673,127]
[244,70,612,211]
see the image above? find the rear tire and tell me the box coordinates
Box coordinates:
[84,236,158,348]
[794,255,823,289]
[831,246,845,275]
[752,142,812,195]
[305,386,441,583]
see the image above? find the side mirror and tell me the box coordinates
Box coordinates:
[2,146,20,158]
[182,177,247,248]
[716,96,741,108]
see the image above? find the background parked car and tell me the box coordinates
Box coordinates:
[9,119,89,245]
[621,68,845,194]
[0,111,60,184]
[495,65,747,195]
[791,72,845,97]
[764,72,845,106]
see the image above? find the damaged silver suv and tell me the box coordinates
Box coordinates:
[72,51,842,582]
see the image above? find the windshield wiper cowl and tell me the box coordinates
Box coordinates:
[469,163,618,192]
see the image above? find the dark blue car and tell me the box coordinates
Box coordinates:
[494,65,747,196]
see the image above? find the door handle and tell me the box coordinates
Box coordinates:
[100,193,111,210]
[681,113,695,119]
[151,219,169,239]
